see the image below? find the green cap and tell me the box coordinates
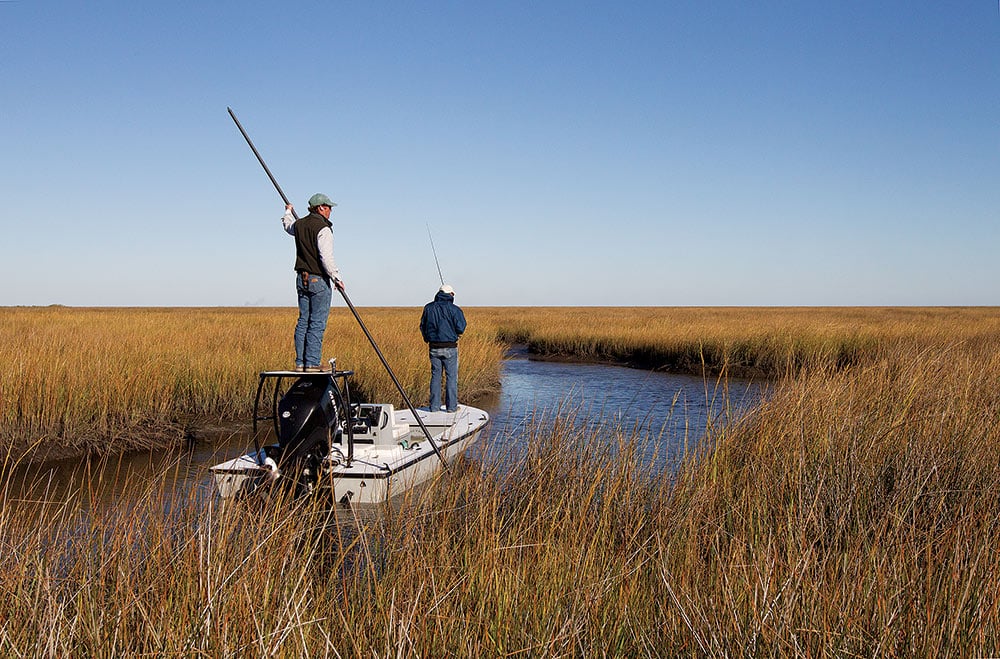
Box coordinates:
[308,193,337,208]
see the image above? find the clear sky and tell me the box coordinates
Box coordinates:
[1,1,997,307]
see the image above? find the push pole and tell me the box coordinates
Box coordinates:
[228,107,293,209]
[227,107,449,469]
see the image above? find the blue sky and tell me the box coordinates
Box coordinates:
[1,1,997,306]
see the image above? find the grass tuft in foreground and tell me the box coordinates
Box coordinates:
[1,342,997,655]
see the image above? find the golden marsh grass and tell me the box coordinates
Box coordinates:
[0,306,504,462]
[1,305,998,653]
[486,306,1000,375]
[2,306,998,461]
[0,341,997,654]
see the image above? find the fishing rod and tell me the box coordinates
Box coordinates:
[227,107,449,470]
[426,223,445,286]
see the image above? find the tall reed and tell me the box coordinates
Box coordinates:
[1,339,997,655]
[0,307,503,461]
[2,306,997,463]
[486,306,1000,375]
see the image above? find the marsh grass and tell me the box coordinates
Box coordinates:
[0,307,503,461]
[4,306,997,462]
[2,305,1000,652]
[486,306,1000,376]
[1,338,997,655]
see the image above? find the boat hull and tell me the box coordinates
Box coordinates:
[211,405,489,505]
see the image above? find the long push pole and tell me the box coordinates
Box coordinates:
[227,107,448,469]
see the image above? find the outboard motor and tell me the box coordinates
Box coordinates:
[263,375,341,494]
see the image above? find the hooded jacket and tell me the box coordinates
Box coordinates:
[420,291,467,347]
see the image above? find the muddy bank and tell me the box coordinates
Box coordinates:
[7,417,247,467]
[522,345,774,380]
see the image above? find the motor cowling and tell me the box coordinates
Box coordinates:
[268,375,340,491]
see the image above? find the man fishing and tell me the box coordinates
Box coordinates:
[282,193,344,372]
[420,284,467,412]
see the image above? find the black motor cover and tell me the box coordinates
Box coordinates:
[275,376,339,467]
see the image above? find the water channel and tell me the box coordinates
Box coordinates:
[8,350,766,503]
[471,347,764,471]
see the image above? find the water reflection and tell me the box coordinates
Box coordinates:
[472,348,765,471]
[2,422,250,512]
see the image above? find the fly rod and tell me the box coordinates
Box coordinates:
[227,107,449,469]
[426,223,445,285]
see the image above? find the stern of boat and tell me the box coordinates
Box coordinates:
[210,453,269,499]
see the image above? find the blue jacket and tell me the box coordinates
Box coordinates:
[420,291,467,346]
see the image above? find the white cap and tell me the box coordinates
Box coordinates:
[439,284,455,295]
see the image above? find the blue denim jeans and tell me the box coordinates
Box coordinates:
[429,346,459,412]
[294,273,332,368]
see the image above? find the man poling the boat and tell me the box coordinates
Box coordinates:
[282,193,345,373]
[226,106,450,470]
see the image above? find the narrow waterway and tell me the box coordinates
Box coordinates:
[472,347,765,470]
[6,352,766,504]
